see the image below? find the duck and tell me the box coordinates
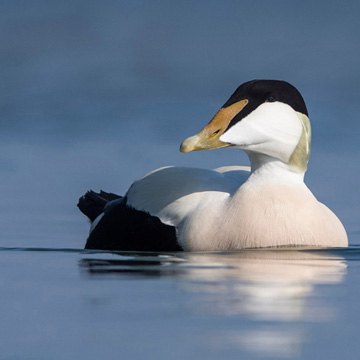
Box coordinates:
[78,79,348,251]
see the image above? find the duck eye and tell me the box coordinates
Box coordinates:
[267,96,276,103]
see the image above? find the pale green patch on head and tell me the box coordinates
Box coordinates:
[288,112,311,172]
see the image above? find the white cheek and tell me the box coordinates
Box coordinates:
[220,118,261,146]
[220,102,302,156]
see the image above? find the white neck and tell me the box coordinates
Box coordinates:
[246,151,305,185]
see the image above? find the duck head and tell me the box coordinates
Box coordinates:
[180,80,311,172]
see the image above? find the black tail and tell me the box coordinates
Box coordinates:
[77,190,122,222]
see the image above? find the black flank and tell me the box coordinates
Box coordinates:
[80,193,182,252]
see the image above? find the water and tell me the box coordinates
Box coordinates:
[1,246,360,360]
[1,1,360,359]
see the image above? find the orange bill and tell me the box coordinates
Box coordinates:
[180,99,248,152]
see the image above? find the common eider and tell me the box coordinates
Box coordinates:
[78,80,348,251]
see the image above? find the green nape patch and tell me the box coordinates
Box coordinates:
[289,113,312,172]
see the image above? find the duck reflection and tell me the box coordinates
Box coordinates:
[79,248,346,358]
[179,250,346,357]
[180,250,346,321]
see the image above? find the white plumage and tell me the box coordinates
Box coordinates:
[126,161,347,250]
[82,80,348,251]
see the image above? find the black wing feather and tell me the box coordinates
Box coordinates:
[77,190,122,222]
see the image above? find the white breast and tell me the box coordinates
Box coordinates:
[179,182,347,251]
[125,165,347,251]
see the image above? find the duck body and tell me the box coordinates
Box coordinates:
[78,80,348,251]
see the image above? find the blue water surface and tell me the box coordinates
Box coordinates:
[0,246,360,360]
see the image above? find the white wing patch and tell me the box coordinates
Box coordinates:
[126,166,250,227]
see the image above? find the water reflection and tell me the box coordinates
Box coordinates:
[79,253,185,277]
[181,251,346,320]
[79,249,347,358]
[179,250,346,358]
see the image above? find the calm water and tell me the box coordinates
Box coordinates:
[1,245,360,360]
[1,1,360,359]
